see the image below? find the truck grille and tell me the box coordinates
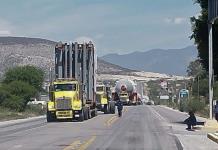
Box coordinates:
[55,98,71,110]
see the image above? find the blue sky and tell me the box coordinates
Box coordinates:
[0,0,200,56]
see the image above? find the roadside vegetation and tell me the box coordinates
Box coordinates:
[148,0,218,118]
[147,59,210,118]
[0,66,46,121]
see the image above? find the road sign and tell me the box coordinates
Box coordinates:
[160,95,169,100]
[160,80,167,89]
[179,89,189,98]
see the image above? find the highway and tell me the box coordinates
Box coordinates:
[0,105,189,150]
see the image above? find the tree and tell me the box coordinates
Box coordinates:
[0,81,37,111]
[187,59,206,77]
[0,88,11,105]
[3,66,44,91]
[1,95,24,112]
[192,78,209,98]
[191,0,218,79]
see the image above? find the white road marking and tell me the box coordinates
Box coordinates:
[148,106,167,122]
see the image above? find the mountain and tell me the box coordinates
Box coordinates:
[101,46,198,75]
[97,59,136,75]
[0,36,134,78]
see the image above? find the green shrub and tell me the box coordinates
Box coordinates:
[26,104,46,115]
[3,65,44,91]
[1,95,25,112]
[4,80,37,105]
[179,100,188,112]
[0,88,11,104]
[0,81,37,112]
[187,99,205,113]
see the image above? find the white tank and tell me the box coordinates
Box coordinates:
[115,79,136,93]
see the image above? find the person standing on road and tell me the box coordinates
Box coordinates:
[114,92,123,117]
[214,101,218,122]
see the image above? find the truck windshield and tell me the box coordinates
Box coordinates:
[54,84,76,91]
[96,86,104,91]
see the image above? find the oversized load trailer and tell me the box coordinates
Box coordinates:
[47,42,97,122]
[96,83,115,114]
[114,79,139,105]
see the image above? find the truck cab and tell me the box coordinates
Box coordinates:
[47,79,87,122]
[47,42,97,122]
[119,92,129,105]
[96,83,115,114]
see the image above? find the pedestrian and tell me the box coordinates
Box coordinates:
[184,111,197,130]
[114,92,123,117]
[214,101,218,122]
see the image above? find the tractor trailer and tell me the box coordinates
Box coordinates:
[96,83,115,114]
[46,42,97,122]
[114,79,139,105]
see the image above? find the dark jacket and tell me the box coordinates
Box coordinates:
[184,112,197,125]
[116,100,123,111]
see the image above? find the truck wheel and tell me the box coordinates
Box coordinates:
[103,104,108,114]
[88,108,91,119]
[94,109,98,116]
[46,111,55,122]
[91,110,95,117]
[79,110,84,122]
[84,108,89,120]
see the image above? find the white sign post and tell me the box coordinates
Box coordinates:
[208,0,218,119]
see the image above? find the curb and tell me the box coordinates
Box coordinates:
[174,135,184,150]
[207,133,218,144]
[0,115,45,127]
[158,105,207,121]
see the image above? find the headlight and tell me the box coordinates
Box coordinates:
[47,102,55,110]
[48,105,54,109]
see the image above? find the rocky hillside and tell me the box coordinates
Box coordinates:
[0,37,134,79]
[97,59,136,75]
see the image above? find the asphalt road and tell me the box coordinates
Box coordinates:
[0,105,185,150]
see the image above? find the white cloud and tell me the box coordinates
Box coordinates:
[94,34,104,39]
[164,18,172,24]
[174,17,186,24]
[0,18,14,36]
[0,30,11,36]
[164,17,187,25]
[74,36,94,44]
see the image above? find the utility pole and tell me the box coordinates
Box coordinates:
[208,22,213,119]
[197,75,200,101]
[208,0,218,119]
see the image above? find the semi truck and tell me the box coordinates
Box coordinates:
[96,83,115,114]
[114,79,139,105]
[46,42,97,122]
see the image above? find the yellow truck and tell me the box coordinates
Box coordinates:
[96,83,115,114]
[47,42,97,122]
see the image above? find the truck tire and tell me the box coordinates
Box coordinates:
[91,110,95,117]
[103,104,108,114]
[94,109,98,116]
[109,102,115,114]
[79,110,84,122]
[46,111,55,122]
[84,108,89,120]
[88,108,91,119]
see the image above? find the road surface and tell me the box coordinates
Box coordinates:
[0,105,187,150]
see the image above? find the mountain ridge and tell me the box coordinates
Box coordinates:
[0,36,135,78]
[101,46,197,75]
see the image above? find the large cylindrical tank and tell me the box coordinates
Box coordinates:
[115,79,136,93]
